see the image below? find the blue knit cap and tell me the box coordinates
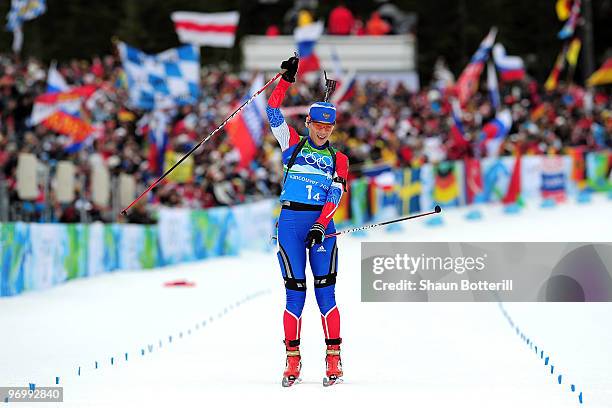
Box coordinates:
[308,101,336,124]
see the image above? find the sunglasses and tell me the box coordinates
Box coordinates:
[310,121,334,129]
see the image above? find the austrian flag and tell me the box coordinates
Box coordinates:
[171,11,239,48]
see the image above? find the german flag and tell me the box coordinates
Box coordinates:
[433,162,460,206]
[587,57,612,87]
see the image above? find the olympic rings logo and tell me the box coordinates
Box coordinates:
[301,147,333,170]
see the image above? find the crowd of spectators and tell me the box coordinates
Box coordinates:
[0,51,610,224]
[266,1,416,37]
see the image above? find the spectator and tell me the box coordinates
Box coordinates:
[126,201,155,224]
[366,12,391,36]
[0,50,609,224]
[266,25,280,36]
[327,2,354,35]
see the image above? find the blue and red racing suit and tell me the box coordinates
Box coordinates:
[267,78,349,346]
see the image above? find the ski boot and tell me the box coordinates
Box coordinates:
[282,339,302,387]
[323,338,343,387]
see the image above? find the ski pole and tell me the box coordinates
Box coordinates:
[324,205,442,238]
[120,71,285,216]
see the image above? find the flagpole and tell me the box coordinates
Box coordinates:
[582,0,595,84]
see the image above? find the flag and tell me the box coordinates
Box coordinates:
[558,0,581,40]
[350,178,369,226]
[492,43,526,82]
[544,46,568,91]
[432,57,455,90]
[465,158,484,204]
[556,0,572,20]
[586,152,612,192]
[455,27,497,106]
[226,73,267,168]
[530,103,547,121]
[480,109,512,156]
[46,62,69,93]
[331,70,356,105]
[164,150,194,183]
[370,171,398,221]
[30,86,96,125]
[566,38,581,67]
[481,110,512,142]
[30,86,97,151]
[43,112,95,148]
[502,154,522,205]
[148,110,171,176]
[6,0,46,52]
[171,11,239,48]
[487,61,500,110]
[333,187,350,224]
[566,146,586,190]
[541,156,567,202]
[294,21,324,77]
[395,167,421,215]
[117,42,200,110]
[450,98,469,147]
[328,47,356,104]
[587,57,612,87]
[433,161,461,207]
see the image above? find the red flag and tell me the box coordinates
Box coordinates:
[502,154,522,204]
[465,158,483,204]
[225,112,258,168]
[455,28,497,106]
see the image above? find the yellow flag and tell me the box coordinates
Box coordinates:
[164,150,194,183]
[544,47,567,91]
[587,57,612,87]
[556,0,571,21]
[566,38,582,67]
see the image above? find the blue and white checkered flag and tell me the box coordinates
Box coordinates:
[118,42,200,110]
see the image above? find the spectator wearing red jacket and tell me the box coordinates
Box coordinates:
[327,2,354,35]
[366,12,391,36]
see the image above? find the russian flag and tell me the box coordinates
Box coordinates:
[294,21,323,77]
[480,109,512,156]
[455,27,497,106]
[481,110,512,141]
[492,44,526,82]
[226,74,267,168]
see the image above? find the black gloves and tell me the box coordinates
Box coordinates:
[281,56,299,83]
[305,222,325,249]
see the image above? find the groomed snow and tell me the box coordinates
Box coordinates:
[1,195,611,407]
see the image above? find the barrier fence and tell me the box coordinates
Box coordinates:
[0,200,276,296]
[1,152,610,297]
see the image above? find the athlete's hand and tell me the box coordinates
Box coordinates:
[305,222,325,249]
[280,55,299,83]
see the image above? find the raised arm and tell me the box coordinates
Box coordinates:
[266,56,301,151]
